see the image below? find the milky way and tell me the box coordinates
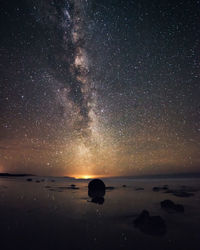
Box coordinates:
[0,0,200,177]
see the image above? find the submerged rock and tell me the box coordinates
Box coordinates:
[135,187,144,191]
[67,186,79,190]
[164,189,174,194]
[160,199,184,212]
[49,188,62,192]
[173,191,194,198]
[179,186,198,192]
[122,185,127,188]
[134,210,166,236]
[162,185,168,190]
[164,186,195,197]
[153,185,169,192]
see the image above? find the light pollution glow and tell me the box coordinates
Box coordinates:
[0,0,199,178]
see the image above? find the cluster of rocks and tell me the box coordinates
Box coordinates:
[134,198,185,237]
[45,184,79,192]
[26,177,195,238]
[152,184,197,198]
[26,178,45,183]
[165,190,194,197]
[132,182,194,236]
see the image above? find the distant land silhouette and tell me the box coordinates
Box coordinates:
[103,172,200,179]
[0,173,76,180]
[0,172,200,179]
[0,173,35,177]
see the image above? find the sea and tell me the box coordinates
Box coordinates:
[0,176,199,250]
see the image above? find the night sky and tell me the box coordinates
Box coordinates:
[0,0,199,177]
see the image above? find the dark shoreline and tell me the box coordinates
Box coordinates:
[0,173,35,177]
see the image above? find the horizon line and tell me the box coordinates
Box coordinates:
[1,172,200,179]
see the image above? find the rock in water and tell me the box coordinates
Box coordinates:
[88,179,105,192]
[160,199,184,212]
[152,187,160,192]
[152,185,169,191]
[135,187,144,191]
[134,210,166,236]
[173,191,194,197]
[88,179,106,205]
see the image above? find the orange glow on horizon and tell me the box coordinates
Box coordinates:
[73,174,105,180]
[74,175,95,180]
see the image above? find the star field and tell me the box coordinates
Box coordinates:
[0,0,199,177]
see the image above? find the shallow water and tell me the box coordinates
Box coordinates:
[0,177,199,250]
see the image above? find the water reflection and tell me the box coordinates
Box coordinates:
[88,188,106,204]
[0,177,199,250]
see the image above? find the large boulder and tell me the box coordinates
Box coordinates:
[88,179,106,205]
[88,179,105,191]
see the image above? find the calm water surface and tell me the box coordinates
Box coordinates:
[0,177,199,250]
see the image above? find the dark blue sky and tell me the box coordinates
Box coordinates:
[0,0,199,177]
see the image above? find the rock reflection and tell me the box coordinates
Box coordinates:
[88,189,105,204]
